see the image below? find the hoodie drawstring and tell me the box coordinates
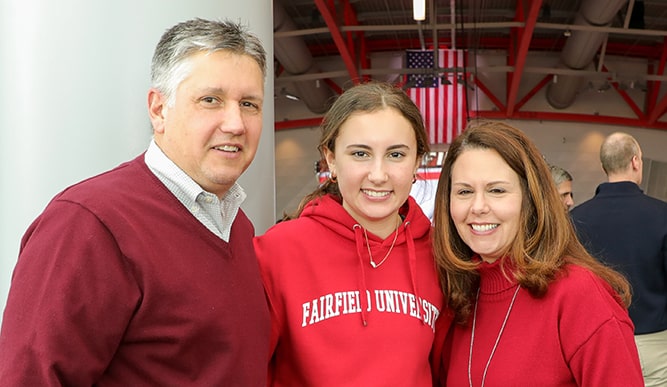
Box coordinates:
[352,224,370,327]
[403,221,425,325]
[353,220,423,327]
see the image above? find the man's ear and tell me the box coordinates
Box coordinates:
[148,88,167,134]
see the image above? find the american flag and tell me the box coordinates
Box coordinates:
[406,49,468,145]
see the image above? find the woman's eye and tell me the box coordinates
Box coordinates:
[489,188,506,194]
[352,150,368,158]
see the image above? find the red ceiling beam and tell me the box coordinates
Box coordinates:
[514,74,552,111]
[324,78,343,95]
[342,0,357,64]
[472,110,667,131]
[611,83,646,120]
[275,117,323,131]
[276,109,667,131]
[342,0,370,81]
[314,0,360,82]
[647,38,667,123]
[307,37,663,61]
[474,77,505,112]
[601,65,645,120]
[648,94,667,124]
[506,0,542,116]
[646,63,658,114]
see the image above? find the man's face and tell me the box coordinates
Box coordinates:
[149,51,264,198]
[556,180,574,211]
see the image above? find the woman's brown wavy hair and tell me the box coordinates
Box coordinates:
[432,120,632,324]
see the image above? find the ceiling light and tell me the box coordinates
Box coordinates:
[280,87,300,101]
[413,0,426,21]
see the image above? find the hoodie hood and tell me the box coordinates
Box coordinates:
[300,194,432,241]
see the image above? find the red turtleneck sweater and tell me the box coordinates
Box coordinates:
[442,258,643,386]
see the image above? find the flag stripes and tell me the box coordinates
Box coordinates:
[406,49,468,145]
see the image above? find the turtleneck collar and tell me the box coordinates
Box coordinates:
[476,256,518,296]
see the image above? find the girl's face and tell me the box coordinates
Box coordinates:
[325,108,419,237]
[449,148,523,263]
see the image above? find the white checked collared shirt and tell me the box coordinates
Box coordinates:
[144,139,246,242]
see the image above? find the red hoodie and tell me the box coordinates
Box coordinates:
[254,194,447,386]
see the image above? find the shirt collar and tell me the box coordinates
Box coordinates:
[144,139,247,205]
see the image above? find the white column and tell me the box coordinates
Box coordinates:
[0,0,275,322]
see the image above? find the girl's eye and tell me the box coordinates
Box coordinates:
[388,151,405,159]
[352,150,368,158]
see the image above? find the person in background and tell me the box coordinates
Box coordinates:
[254,81,448,386]
[570,131,667,387]
[0,18,270,385]
[432,120,643,386]
[549,164,575,211]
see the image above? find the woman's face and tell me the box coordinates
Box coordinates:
[324,108,419,237]
[449,148,523,263]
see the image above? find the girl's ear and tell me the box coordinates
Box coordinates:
[323,147,336,175]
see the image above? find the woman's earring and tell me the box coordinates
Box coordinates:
[329,173,337,183]
[412,174,417,184]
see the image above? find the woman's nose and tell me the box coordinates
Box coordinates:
[470,193,489,214]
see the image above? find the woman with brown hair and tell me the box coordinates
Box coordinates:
[432,120,643,386]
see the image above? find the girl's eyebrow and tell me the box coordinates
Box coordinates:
[345,144,410,150]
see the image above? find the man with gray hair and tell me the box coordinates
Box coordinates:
[549,164,574,211]
[571,132,667,386]
[0,18,269,385]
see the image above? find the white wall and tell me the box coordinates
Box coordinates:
[0,0,274,323]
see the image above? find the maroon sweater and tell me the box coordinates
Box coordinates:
[0,155,269,386]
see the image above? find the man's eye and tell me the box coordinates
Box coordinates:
[201,96,220,105]
[240,101,262,114]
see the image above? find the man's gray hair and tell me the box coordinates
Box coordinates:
[549,164,573,186]
[151,18,266,106]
